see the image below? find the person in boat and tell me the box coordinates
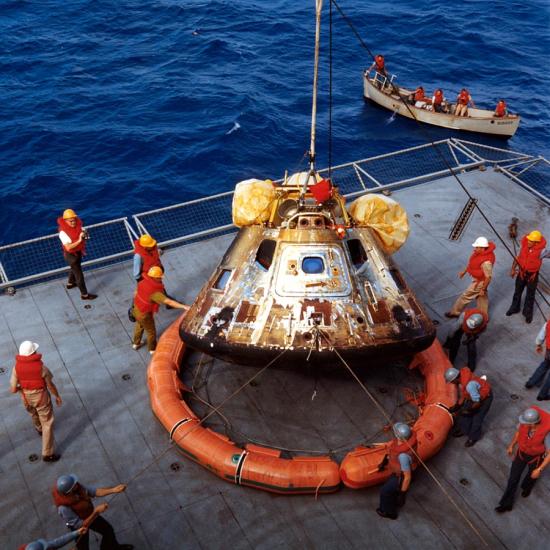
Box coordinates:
[368,54,389,89]
[525,319,550,401]
[57,209,97,300]
[431,88,446,113]
[445,367,493,447]
[132,265,189,354]
[376,423,416,520]
[495,407,550,513]
[18,528,87,550]
[408,86,429,106]
[52,474,133,550]
[445,237,496,318]
[506,230,546,324]
[133,234,162,282]
[10,340,62,463]
[494,99,508,118]
[455,88,475,117]
[443,308,488,372]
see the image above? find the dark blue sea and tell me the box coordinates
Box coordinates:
[1,0,549,243]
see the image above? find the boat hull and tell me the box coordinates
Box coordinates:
[363,73,520,138]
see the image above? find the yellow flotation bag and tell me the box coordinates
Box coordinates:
[232,179,276,227]
[348,194,409,254]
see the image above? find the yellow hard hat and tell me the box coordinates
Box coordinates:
[147,266,164,279]
[139,234,157,248]
[527,230,542,242]
[63,209,77,220]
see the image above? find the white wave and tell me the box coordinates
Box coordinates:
[226,122,241,135]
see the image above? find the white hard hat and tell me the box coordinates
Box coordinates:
[465,313,485,330]
[19,341,39,356]
[472,237,489,248]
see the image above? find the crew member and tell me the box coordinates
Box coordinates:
[369,54,387,77]
[133,234,162,282]
[132,266,189,353]
[445,237,496,318]
[53,474,133,550]
[525,319,550,400]
[455,88,475,117]
[431,88,445,113]
[506,230,546,324]
[376,423,416,520]
[443,309,488,371]
[19,529,87,550]
[495,407,550,513]
[445,366,493,447]
[57,209,97,300]
[10,341,62,462]
[410,86,428,106]
[494,99,507,118]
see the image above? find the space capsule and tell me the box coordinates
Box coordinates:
[179,173,435,367]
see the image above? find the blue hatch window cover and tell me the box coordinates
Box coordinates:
[214,269,232,290]
[302,256,325,274]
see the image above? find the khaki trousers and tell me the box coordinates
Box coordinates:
[449,280,489,316]
[22,389,55,457]
[133,307,157,351]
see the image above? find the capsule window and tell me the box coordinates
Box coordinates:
[346,238,368,267]
[255,239,276,271]
[214,269,232,290]
[302,256,325,274]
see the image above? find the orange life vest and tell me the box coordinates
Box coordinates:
[459,367,491,401]
[57,217,86,255]
[134,275,166,314]
[14,354,46,390]
[466,242,496,281]
[375,56,385,71]
[433,90,443,105]
[495,101,506,117]
[458,90,470,105]
[414,88,425,102]
[516,235,546,276]
[461,308,489,335]
[545,319,550,350]
[388,434,417,475]
[133,240,161,276]
[517,406,550,457]
[52,483,94,519]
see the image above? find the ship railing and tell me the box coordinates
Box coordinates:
[0,139,547,290]
[0,218,138,288]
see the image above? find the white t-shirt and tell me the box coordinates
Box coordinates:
[58,231,72,245]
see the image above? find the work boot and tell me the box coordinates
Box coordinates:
[66,283,77,289]
[81,293,98,300]
[494,505,512,513]
[376,508,397,520]
[536,395,550,401]
[525,382,534,389]
[43,454,61,462]
[444,311,459,319]
[505,308,519,316]
[521,488,531,498]
[452,429,465,438]
[465,439,476,447]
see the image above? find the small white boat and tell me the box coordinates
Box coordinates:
[363,70,520,138]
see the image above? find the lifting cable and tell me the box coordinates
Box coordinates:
[330,0,549,319]
[320,331,489,547]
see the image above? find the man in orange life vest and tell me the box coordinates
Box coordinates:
[495,407,550,513]
[525,319,550,400]
[368,54,388,89]
[133,234,162,282]
[494,99,507,117]
[10,340,62,462]
[132,266,189,353]
[57,209,97,300]
[443,308,488,372]
[431,88,445,113]
[506,230,547,324]
[445,237,496,318]
[53,474,133,550]
[455,88,475,117]
[376,423,416,520]
[445,367,493,447]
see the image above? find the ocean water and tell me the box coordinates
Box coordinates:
[1,0,549,243]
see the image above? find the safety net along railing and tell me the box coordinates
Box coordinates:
[0,139,546,289]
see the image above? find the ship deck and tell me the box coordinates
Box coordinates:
[2,165,550,549]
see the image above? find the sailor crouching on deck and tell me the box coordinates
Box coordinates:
[18,528,87,550]
[52,475,133,550]
[446,237,496,318]
[376,423,416,520]
[445,367,493,447]
[132,266,189,354]
[443,308,488,372]
[495,407,550,513]
[10,340,62,462]
[506,230,547,324]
